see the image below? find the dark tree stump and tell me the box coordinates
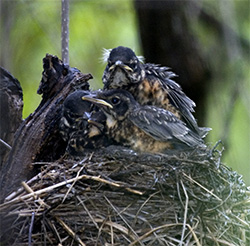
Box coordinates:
[0,54,92,201]
[0,67,23,167]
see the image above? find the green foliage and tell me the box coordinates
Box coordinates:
[5,0,61,117]
[206,61,250,185]
[191,0,250,185]
[2,0,139,117]
[69,0,139,90]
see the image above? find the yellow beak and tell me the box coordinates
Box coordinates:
[109,64,133,72]
[82,96,113,108]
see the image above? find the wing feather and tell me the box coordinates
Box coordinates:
[143,63,210,137]
[129,106,205,148]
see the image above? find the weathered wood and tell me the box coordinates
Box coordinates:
[0,67,23,167]
[0,54,92,201]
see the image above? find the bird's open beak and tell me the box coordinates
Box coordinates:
[82,96,113,108]
[87,119,105,131]
[109,61,133,72]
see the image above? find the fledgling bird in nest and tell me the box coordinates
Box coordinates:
[60,90,111,154]
[102,46,210,138]
[82,89,206,153]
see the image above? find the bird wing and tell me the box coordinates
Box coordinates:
[144,63,194,111]
[129,106,204,148]
[144,63,210,137]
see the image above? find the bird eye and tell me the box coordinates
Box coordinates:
[111,97,120,105]
[130,59,137,64]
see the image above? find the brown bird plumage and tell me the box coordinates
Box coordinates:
[102,46,210,138]
[82,89,206,153]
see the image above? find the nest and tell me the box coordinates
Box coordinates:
[0,144,249,246]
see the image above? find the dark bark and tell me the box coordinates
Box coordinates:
[134,0,211,124]
[0,67,23,166]
[0,54,92,201]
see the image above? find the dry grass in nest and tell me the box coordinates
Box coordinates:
[0,144,249,245]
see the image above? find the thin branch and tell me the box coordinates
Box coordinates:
[0,138,12,150]
[180,180,189,245]
[55,216,86,246]
[0,173,142,209]
[28,212,35,246]
[61,0,69,63]
[182,172,222,202]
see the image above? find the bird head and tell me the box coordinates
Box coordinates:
[102,46,145,89]
[63,90,93,116]
[82,89,137,121]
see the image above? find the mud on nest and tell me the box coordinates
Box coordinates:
[0,144,249,245]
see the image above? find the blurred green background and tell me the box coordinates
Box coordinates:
[1,0,249,185]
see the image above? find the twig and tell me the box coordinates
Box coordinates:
[21,181,50,209]
[125,187,143,195]
[62,164,85,203]
[0,138,12,150]
[196,230,238,246]
[129,223,181,246]
[129,223,201,246]
[28,212,35,246]
[103,196,143,245]
[5,170,46,201]
[94,218,138,241]
[186,224,201,246]
[0,173,140,209]
[109,216,114,245]
[230,213,250,227]
[133,191,160,226]
[77,196,99,230]
[55,216,86,246]
[180,180,189,245]
[182,172,222,202]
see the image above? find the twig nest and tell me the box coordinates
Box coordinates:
[0,144,249,245]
